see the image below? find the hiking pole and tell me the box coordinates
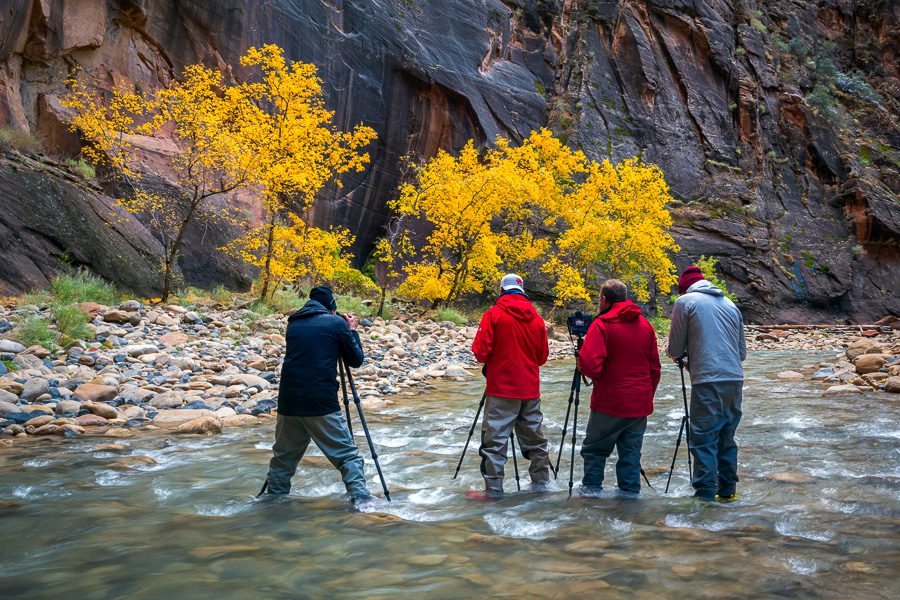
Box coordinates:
[342,358,391,501]
[453,392,486,480]
[664,358,692,494]
[510,431,521,491]
[338,360,353,438]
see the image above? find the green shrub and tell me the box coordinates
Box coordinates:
[65,158,96,180]
[435,307,468,326]
[50,269,120,305]
[648,316,671,337]
[52,305,91,341]
[209,284,232,305]
[0,126,44,154]
[244,301,274,321]
[18,290,51,308]
[1,359,15,373]
[266,288,305,314]
[15,316,55,349]
[696,255,738,302]
[336,294,372,317]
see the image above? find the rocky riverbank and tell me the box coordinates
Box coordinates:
[0,300,575,445]
[2,299,898,447]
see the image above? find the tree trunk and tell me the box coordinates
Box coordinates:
[260,211,277,300]
[161,247,176,303]
[376,286,387,317]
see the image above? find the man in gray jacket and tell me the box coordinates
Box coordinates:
[667,266,746,503]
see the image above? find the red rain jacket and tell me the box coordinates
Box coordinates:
[577,300,660,417]
[472,293,549,399]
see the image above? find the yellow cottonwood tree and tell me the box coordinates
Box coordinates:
[230,45,377,299]
[544,157,679,304]
[63,65,255,301]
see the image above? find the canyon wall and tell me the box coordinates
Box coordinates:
[0,0,897,322]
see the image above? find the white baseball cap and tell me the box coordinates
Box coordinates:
[500,273,525,293]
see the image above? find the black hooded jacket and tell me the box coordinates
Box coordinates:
[277,299,365,416]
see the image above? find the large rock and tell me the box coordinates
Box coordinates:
[175,416,222,435]
[884,377,900,394]
[0,399,19,415]
[0,388,18,404]
[0,340,25,353]
[73,383,117,403]
[228,374,269,389]
[854,354,888,375]
[152,408,214,424]
[123,344,158,357]
[81,400,119,420]
[823,384,865,396]
[20,378,49,401]
[149,391,184,409]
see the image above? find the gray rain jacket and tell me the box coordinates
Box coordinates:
[666,280,746,384]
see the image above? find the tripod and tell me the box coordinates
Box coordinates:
[554,336,585,497]
[257,358,392,501]
[664,357,692,494]
[453,392,521,491]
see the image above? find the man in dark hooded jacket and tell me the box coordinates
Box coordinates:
[265,285,372,503]
[471,273,550,498]
[578,279,660,495]
[667,266,746,503]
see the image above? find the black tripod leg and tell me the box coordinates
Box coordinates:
[510,431,521,491]
[678,359,693,484]
[338,360,353,438]
[343,360,391,501]
[453,393,486,480]
[568,376,581,498]
[256,478,269,498]
[554,367,579,479]
[664,416,687,494]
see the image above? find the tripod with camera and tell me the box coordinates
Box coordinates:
[555,311,654,497]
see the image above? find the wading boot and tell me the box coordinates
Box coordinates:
[716,493,740,503]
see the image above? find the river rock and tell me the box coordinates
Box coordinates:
[823,384,865,395]
[24,414,56,427]
[228,374,269,388]
[846,339,880,361]
[20,378,49,401]
[24,345,51,359]
[82,400,119,420]
[777,370,804,380]
[0,340,25,353]
[884,376,900,393]
[149,391,184,409]
[769,471,815,484]
[104,427,133,438]
[152,408,214,424]
[55,400,82,414]
[75,302,103,318]
[12,354,43,370]
[222,414,260,426]
[854,354,887,374]
[76,413,110,426]
[124,344,158,357]
[0,400,19,415]
[176,416,221,434]
[159,332,188,347]
[102,309,131,324]
[0,387,18,403]
[0,379,23,395]
[74,383,118,403]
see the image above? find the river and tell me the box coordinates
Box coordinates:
[0,351,897,599]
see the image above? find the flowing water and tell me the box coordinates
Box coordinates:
[1,351,897,599]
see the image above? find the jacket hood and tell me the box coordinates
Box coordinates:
[686,280,725,296]
[288,299,332,322]
[597,299,643,323]
[495,293,540,322]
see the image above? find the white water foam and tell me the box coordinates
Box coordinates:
[483,512,559,539]
[23,458,52,468]
[787,557,818,575]
[11,485,33,498]
[408,487,454,505]
[775,518,833,542]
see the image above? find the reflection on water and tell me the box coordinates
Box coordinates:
[1,352,898,599]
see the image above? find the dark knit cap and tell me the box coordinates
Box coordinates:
[309,285,337,311]
[678,266,705,295]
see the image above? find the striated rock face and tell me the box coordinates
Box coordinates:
[0,0,897,322]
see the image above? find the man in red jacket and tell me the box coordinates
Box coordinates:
[577,279,661,496]
[471,273,550,498]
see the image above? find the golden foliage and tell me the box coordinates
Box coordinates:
[390,129,679,306]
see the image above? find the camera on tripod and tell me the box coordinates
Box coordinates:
[566,310,594,338]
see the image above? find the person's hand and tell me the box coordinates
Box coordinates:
[344,313,359,331]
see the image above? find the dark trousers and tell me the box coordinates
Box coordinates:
[266,412,370,498]
[580,411,647,494]
[689,381,742,499]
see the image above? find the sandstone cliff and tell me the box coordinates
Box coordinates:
[0,0,897,322]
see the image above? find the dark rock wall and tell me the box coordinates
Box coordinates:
[0,0,896,322]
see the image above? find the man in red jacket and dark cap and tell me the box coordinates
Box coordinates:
[471,273,550,498]
[577,279,661,496]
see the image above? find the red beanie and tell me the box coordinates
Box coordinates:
[678,266,704,295]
